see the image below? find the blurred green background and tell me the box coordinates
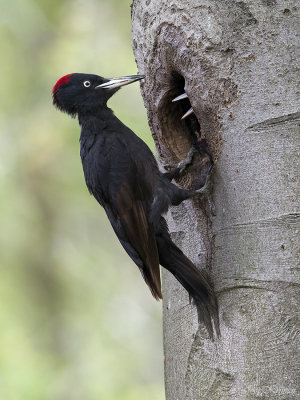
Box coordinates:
[0,0,164,399]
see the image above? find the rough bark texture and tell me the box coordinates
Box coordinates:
[131,1,300,399]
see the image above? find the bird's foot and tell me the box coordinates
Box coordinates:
[194,180,209,195]
[162,145,198,181]
[177,146,197,173]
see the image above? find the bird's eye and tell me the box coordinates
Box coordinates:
[83,81,91,87]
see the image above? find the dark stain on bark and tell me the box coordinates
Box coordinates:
[261,0,277,5]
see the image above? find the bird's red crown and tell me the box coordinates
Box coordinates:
[52,74,73,94]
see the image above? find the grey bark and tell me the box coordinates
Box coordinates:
[131,1,300,399]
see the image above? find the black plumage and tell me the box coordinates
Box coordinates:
[52,73,219,338]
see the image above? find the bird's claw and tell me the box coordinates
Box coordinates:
[195,184,208,195]
[177,146,197,173]
[172,92,195,120]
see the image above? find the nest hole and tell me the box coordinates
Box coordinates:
[158,72,201,162]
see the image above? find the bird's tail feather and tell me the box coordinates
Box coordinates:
[157,235,220,339]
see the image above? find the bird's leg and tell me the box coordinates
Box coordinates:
[171,139,216,216]
[194,168,211,194]
[163,146,197,181]
[177,146,197,173]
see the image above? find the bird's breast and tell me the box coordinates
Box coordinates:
[80,134,108,201]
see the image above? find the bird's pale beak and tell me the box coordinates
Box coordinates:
[96,75,144,89]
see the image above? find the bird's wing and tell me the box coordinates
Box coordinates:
[108,176,162,300]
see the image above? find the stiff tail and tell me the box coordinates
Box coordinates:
[157,235,220,339]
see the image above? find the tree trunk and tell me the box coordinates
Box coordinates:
[131,1,299,399]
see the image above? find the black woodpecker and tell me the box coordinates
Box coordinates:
[52,73,219,338]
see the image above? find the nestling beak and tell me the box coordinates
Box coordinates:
[96,75,144,89]
[172,92,194,120]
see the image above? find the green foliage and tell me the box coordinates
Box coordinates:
[0,0,163,398]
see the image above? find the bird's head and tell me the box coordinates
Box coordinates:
[52,73,144,117]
